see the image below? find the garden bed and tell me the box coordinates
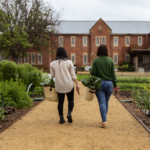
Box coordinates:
[0,95,45,133]
[116,91,150,132]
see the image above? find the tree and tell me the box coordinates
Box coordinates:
[0,0,61,63]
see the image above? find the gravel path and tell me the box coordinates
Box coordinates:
[0,82,150,150]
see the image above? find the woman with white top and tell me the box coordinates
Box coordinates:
[50,47,79,124]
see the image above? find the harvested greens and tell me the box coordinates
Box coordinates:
[81,76,102,90]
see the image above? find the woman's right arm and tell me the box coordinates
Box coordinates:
[50,63,55,78]
[89,59,97,76]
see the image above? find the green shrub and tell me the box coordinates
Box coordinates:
[0,80,33,109]
[0,60,18,81]
[18,63,43,88]
[34,85,44,96]
[119,61,133,68]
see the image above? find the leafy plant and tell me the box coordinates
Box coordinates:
[34,86,44,96]
[0,109,7,120]
[18,63,43,88]
[0,60,18,81]
[81,76,102,90]
[0,80,33,109]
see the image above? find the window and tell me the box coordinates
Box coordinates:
[83,37,87,46]
[138,37,142,46]
[83,54,88,64]
[71,37,75,46]
[125,54,130,62]
[59,37,63,46]
[113,54,118,64]
[71,54,75,64]
[19,58,22,64]
[101,37,106,44]
[95,36,100,46]
[143,55,150,63]
[125,37,130,46]
[38,53,42,64]
[24,54,29,63]
[31,53,35,64]
[114,37,118,46]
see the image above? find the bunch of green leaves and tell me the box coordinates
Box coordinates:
[0,109,7,120]
[0,60,18,81]
[0,80,33,109]
[81,76,102,90]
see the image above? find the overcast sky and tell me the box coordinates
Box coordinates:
[44,0,150,21]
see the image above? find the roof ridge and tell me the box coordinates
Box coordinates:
[61,20,150,22]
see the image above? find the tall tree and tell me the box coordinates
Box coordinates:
[0,0,61,63]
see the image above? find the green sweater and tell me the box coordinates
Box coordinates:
[89,56,117,87]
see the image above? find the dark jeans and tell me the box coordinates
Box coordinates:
[57,88,74,117]
[95,81,113,122]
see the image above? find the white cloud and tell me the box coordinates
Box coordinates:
[44,0,150,21]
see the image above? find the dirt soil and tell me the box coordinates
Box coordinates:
[116,91,150,130]
[0,95,45,131]
[0,82,150,150]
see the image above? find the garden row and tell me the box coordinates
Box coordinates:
[0,60,50,120]
[117,77,150,114]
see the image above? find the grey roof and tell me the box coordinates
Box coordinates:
[58,21,150,35]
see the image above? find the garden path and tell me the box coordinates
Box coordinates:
[0,82,150,150]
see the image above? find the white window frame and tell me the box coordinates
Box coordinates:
[71,53,76,64]
[83,53,88,64]
[101,37,106,45]
[95,36,100,46]
[83,37,87,46]
[125,54,130,62]
[113,54,118,64]
[125,37,130,46]
[19,58,22,64]
[114,37,118,46]
[38,53,42,64]
[59,36,63,47]
[31,53,35,64]
[138,37,142,46]
[24,54,29,63]
[71,36,75,47]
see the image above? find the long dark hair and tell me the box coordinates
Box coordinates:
[97,44,108,56]
[56,47,68,60]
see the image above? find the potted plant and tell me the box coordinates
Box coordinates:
[81,76,102,101]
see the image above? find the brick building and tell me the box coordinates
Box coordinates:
[5,18,150,72]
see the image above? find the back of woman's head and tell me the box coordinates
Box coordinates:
[97,44,108,56]
[56,47,68,60]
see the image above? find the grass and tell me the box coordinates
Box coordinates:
[76,74,90,81]
[76,74,149,81]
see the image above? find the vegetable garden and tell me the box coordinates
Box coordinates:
[0,60,50,130]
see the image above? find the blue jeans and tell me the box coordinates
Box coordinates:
[95,81,113,122]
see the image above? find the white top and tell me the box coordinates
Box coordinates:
[50,59,77,93]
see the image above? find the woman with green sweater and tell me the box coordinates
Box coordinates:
[89,45,119,128]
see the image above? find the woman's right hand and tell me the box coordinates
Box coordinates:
[114,87,119,93]
[76,85,80,95]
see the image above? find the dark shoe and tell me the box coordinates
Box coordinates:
[67,114,73,123]
[59,116,65,124]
